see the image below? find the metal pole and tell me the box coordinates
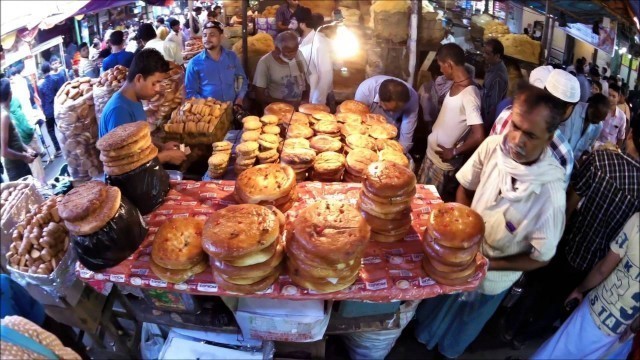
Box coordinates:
[74,18,82,44]
[407,0,419,85]
[242,0,248,73]
[540,0,550,52]
[188,0,194,34]
[545,18,555,64]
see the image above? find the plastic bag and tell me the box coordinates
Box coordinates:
[142,63,185,129]
[54,80,103,181]
[141,323,165,360]
[105,157,170,215]
[93,82,120,121]
[72,195,147,271]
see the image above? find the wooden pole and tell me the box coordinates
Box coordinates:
[242,0,248,73]
[408,0,419,85]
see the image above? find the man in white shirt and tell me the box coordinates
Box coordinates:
[415,83,567,358]
[417,43,485,202]
[297,9,333,107]
[164,19,185,66]
[137,23,167,59]
[597,83,627,148]
[355,76,418,153]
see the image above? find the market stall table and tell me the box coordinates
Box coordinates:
[77,180,488,302]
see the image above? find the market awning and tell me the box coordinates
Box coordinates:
[510,0,638,28]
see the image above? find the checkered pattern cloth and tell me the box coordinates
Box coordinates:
[417,155,459,201]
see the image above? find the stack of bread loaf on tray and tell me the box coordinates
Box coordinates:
[286,200,370,293]
[207,141,233,179]
[422,203,483,286]
[358,161,416,242]
[150,218,208,283]
[234,163,297,212]
[97,122,157,176]
[204,204,285,294]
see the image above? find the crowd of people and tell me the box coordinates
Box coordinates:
[0,1,638,358]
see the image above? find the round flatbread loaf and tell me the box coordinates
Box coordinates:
[262,125,281,135]
[234,164,296,203]
[236,141,259,156]
[281,148,316,166]
[100,135,152,158]
[313,151,345,173]
[299,103,330,115]
[152,218,205,269]
[241,131,261,142]
[314,120,340,135]
[102,145,157,167]
[60,182,122,235]
[243,119,262,131]
[212,141,232,152]
[96,121,150,151]
[369,123,398,139]
[310,135,342,153]
[337,100,369,115]
[345,134,375,151]
[150,259,207,284]
[286,124,314,139]
[283,138,310,150]
[346,148,378,176]
[426,202,484,249]
[375,139,404,153]
[363,161,416,198]
[103,146,158,176]
[260,115,279,125]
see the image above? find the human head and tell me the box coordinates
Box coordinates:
[436,43,465,80]
[137,23,157,44]
[0,78,12,105]
[126,48,170,100]
[378,79,410,113]
[545,69,580,120]
[274,31,300,61]
[169,19,180,33]
[601,66,608,76]
[50,55,61,71]
[297,7,316,32]
[207,10,216,22]
[483,38,504,66]
[156,17,165,26]
[109,30,125,47]
[203,21,224,50]
[92,37,101,49]
[575,58,585,74]
[585,93,609,125]
[41,61,51,75]
[608,83,620,110]
[194,6,203,16]
[213,5,221,15]
[590,79,602,95]
[508,84,564,164]
[79,42,89,58]
[589,66,601,80]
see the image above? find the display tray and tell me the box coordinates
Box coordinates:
[77,180,488,302]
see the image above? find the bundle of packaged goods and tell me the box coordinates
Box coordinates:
[234,163,297,212]
[58,181,146,271]
[422,203,483,286]
[1,183,32,220]
[232,33,275,80]
[182,38,204,61]
[371,0,410,43]
[5,196,67,275]
[164,97,230,144]
[93,65,127,120]
[204,204,286,294]
[358,161,416,242]
[482,20,510,40]
[287,200,370,293]
[150,218,208,283]
[54,77,103,180]
[501,34,541,64]
[97,122,169,215]
[207,141,232,179]
[143,62,185,127]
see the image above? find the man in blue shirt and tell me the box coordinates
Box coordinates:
[37,62,63,155]
[99,48,186,165]
[101,30,135,72]
[185,21,247,105]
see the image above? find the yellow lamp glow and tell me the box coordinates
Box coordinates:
[332,24,359,60]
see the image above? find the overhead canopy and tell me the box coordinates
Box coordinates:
[510,0,638,29]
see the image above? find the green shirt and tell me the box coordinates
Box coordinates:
[9,98,34,144]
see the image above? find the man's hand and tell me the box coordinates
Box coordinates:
[435,145,455,162]
[22,153,36,164]
[234,97,244,106]
[158,149,187,165]
[564,288,584,307]
[162,141,180,151]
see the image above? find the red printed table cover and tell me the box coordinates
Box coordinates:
[76,180,488,302]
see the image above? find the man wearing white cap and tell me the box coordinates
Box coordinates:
[491,66,580,183]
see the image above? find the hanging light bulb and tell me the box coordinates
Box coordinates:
[332,24,359,60]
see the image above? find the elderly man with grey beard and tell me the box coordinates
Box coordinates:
[414,83,567,358]
[254,30,309,109]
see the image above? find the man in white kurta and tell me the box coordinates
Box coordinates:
[297,9,333,106]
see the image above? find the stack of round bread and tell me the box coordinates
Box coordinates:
[422,202,483,286]
[375,139,404,153]
[58,181,120,235]
[299,103,330,117]
[337,100,370,115]
[204,204,285,294]
[235,141,259,174]
[287,200,370,293]
[369,122,398,140]
[362,113,388,127]
[378,148,409,168]
[344,148,378,183]
[280,141,316,182]
[310,135,342,153]
[336,112,363,124]
[345,134,376,154]
[264,102,294,126]
[311,151,345,182]
[150,218,207,283]
[309,112,336,127]
[341,121,368,139]
[358,161,416,242]
[234,164,297,212]
[207,141,232,178]
[283,112,310,128]
[97,122,157,176]
[258,115,282,162]
[313,118,341,138]
[286,124,314,140]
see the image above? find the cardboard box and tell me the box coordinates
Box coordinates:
[234,298,332,342]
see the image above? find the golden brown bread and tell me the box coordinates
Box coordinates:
[357,198,411,220]
[310,135,342,153]
[375,139,405,153]
[336,112,363,124]
[360,209,412,233]
[313,119,340,135]
[378,149,409,167]
[264,102,294,124]
[345,134,375,151]
[102,145,157,167]
[260,115,280,125]
[96,121,150,151]
[100,135,152,158]
[286,234,357,270]
[213,264,281,293]
[337,100,370,115]
[363,161,416,198]
[287,249,361,279]
[369,123,399,140]
[262,125,281,135]
[345,148,378,176]
[58,181,106,221]
[358,192,411,215]
[282,138,310,150]
[234,164,296,203]
[286,124,314,139]
[422,231,479,266]
[299,103,330,115]
[288,264,359,293]
[313,151,345,174]
[285,112,310,127]
[150,259,207,283]
[341,122,368,137]
[361,184,416,204]
[241,131,261,142]
[103,146,158,176]
[203,204,280,259]
[422,255,477,284]
[152,218,205,269]
[426,202,484,249]
[212,240,284,278]
[243,119,262,131]
[60,182,122,235]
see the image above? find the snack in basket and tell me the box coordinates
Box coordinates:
[264,102,294,125]
[203,204,285,294]
[345,134,376,153]
[299,103,330,115]
[345,148,378,183]
[310,135,343,153]
[281,147,316,182]
[337,100,370,115]
[150,217,207,283]
[58,181,146,271]
[164,97,230,141]
[287,200,370,293]
[421,202,483,286]
[311,151,345,182]
[378,148,410,168]
[5,195,68,275]
[358,161,416,242]
[369,123,399,140]
[286,124,314,139]
[313,119,340,138]
[97,121,157,176]
[234,164,297,211]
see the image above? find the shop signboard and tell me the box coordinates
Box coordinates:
[560,20,617,56]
